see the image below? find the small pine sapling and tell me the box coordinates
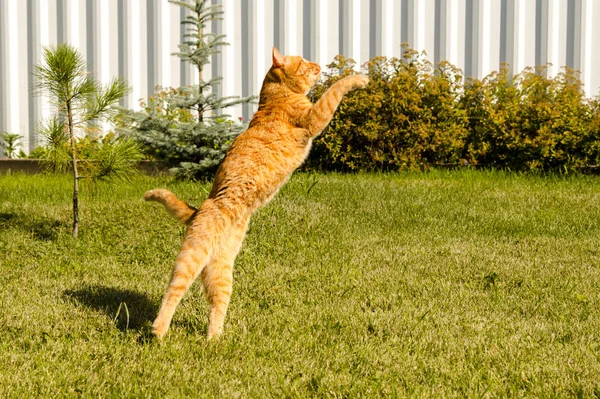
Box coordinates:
[35,44,141,237]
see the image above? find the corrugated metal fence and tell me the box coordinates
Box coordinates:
[1,0,599,154]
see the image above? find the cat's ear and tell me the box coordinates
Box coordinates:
[272,47,286,68]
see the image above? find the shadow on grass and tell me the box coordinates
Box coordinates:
[0,211,66,241]
[64,285,158,334]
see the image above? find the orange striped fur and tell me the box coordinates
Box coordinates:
[147,47,368,339]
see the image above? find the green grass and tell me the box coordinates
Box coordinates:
[1,170,599,397]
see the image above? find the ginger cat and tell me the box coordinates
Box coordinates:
[146,47,368,339]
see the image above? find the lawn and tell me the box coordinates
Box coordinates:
[1,170,599,397]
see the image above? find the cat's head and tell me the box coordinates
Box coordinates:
[268,47,321,94]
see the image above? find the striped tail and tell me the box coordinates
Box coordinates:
[144,189,197,225]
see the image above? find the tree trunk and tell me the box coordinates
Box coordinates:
[67,103,79,238]
[72,159,79,238]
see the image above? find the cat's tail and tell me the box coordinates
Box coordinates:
[144,189,197,225]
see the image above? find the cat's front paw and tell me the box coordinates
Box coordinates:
[353,75,369,88]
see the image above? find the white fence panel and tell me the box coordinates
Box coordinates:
[0,0,599,154]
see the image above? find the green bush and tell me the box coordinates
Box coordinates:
[117,0,254,180]
[308,48,600,172]
[308,49,468,171]
[117,86,247,179]
[460,66,598,170]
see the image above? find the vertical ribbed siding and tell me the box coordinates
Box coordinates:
[338,0,350,59]
[57,0,68,44]
[167,2,179,90]
[434,0,446,65]
[107,1,120,89]
[582,0,595,95]
[147,0,158,96]
[3,0,600,155]
[211,0,223,105]
[369,0,382,59]
[179,6,190,87]
[521,1,537,72]
[118,0,130,107]
[0,0,9,138]
[256,0,270,95]
[535,0,549,71]
[15,0,29,151]
[27,0,41,151]
[273,0,285,53]
[400,0,409,45]
[566,0,582,71]
[358,0,370,63]
[418,0,432,59]
[303,0,315,60]
[465,0,480,78]
[323,0,339,63]
[46,0,58,46]
[500,0,516,75]
[485,0,501,77]
[86,0,98,72]
[241,0,255,120]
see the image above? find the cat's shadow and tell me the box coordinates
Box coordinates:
[64,285,158,334]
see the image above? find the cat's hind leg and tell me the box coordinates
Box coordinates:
[152,200,230,338]
[201,216,249,339]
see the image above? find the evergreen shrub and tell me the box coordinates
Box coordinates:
[118,0,254,180]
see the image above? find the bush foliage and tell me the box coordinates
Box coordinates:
[308,48,600,172]
[118,0,253,180]
[117,86,247,179]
